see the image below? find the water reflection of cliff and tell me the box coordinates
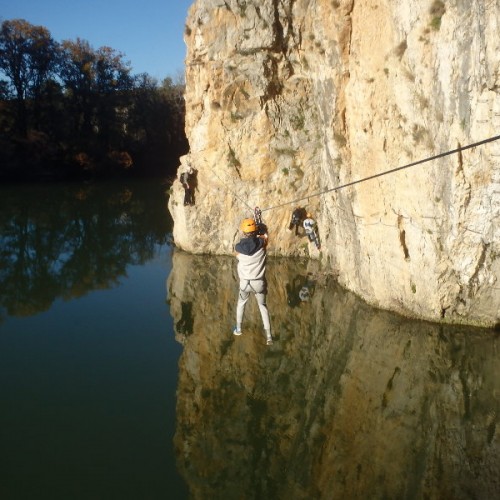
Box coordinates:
[167,251,499,500]
[0,181,170,318]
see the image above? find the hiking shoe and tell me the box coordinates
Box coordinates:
[266,336,273,345]
[233,327,243,336]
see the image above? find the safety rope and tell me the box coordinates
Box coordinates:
[261,134,500,213]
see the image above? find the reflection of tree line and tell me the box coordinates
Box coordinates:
[0,182,171,318]
[167,251,499,500]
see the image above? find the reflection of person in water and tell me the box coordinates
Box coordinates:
[287,274,315,307]
[300,275,315,301]
[176,301,194,336]
[299,285,311,302]
[286,275,303,308]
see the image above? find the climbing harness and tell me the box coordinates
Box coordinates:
[239,279,265,296]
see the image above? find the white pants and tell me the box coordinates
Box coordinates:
[236,279,271,331]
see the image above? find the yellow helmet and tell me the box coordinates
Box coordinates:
[240,218,257,233]
[306,212,312,218]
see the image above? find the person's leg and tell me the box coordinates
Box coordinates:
[235,282,251,333]
[313,231,321,249]
[252,280,272,343]
[255,293,271,329]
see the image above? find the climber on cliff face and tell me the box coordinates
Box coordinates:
[303,213,321,250]
[288,206,307,235]
[233,217,273,345]
[180,165,196,206]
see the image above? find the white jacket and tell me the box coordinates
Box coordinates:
[235,236,267,280]
[237,247,266,280]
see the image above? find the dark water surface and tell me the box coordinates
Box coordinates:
[1,181,499,500]
[0,180,187,499]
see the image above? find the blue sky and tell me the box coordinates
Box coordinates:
[0,0,193,80]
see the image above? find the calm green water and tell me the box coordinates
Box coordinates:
[1,181,499,500]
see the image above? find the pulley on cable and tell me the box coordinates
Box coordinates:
[254,206,267,236]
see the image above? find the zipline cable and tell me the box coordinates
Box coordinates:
[261,134,500,213]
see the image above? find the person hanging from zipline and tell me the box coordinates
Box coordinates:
[303,212,321,250]
[233,216,273,345]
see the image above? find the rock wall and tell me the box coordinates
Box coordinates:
[168,0,500,326]
[167,251,499,499]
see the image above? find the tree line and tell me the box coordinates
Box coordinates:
[0,18,188,181]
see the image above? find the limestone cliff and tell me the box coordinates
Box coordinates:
[168,0,500,326]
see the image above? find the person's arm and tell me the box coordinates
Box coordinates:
[259,233,268,248]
